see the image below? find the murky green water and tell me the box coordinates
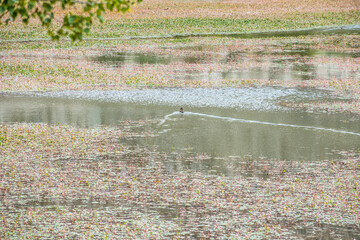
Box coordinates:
[1,88,359,166]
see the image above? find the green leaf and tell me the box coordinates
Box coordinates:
[8,6,14,15]
[97,15,104,23]
[19,8,27,17]
[52,35,60,41]
[0,6,5,14]
[44,17,52,25]
[57,29,64,35]
[43,3,53,12]
[22,17,29,24]
[11,10,18,19]
[106,2,114,11]
[120,6,129,13]
[27,1,35,10]
[0,0,141,41]
[37,12,45,21]
[98,3,105,12]
[68,15,76,24]
[83,4,92,12]
[96,8,102,17]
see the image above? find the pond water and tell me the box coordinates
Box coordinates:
[91,48,360,82]
[2,28,360,238]
[1,88,359,169]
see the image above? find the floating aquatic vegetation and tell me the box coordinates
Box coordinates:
[1,123,359,238]
[1,45,359,91]
[281,100,360,116]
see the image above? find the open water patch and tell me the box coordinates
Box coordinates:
[90,47,360,82]
[158,111,360,137]
[1,87,359,163]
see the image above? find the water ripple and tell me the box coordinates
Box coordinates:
[159,111,360,137]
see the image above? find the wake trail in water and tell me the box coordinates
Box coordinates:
[158,111,360,137]
[157,112,183,126]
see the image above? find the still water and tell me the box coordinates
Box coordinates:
[92,48,360,82]
[1,88,359,164]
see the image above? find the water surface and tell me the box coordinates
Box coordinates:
[1,88,359,167]
[92,48,360,82]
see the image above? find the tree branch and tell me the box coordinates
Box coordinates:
[37,0,103,5]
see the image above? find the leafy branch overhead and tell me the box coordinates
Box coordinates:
[0,0,142,41]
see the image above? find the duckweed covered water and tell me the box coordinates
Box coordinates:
[2,88,360,238]
[2,22,360,240]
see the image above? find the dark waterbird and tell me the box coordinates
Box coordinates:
[180,107,184,113]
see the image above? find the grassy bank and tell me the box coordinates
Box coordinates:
[0,11,359,41]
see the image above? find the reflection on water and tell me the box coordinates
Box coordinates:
[1,89,359,163]
[175,62,357,82]
[91,48,360,82]
[93,53,204,65]
[151,112,359,161]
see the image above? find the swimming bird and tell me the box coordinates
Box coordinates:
[180,107,184,113]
